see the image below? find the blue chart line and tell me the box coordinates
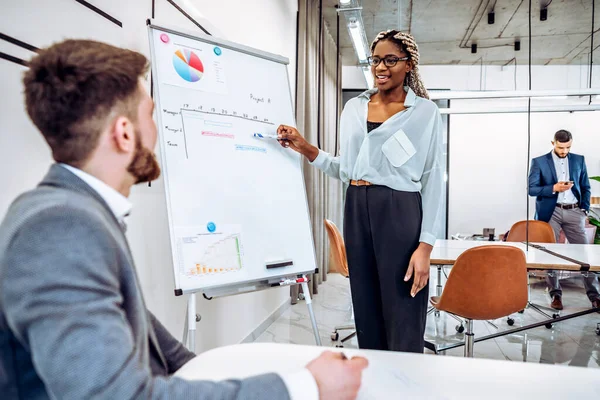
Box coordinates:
[236,144,267,153]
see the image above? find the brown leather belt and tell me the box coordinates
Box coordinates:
[350,180,372,186]
[556,203,578,210]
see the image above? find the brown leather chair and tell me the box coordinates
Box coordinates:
[324,219,349,277]
[506,220,556,244]
[430,245,528,357]
[323,219,355,346]
[505,220,557,323]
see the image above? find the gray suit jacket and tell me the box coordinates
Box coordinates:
[0,164,289,400]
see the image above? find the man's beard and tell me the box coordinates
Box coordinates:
[127,130,161,184]
[554,150,568,159]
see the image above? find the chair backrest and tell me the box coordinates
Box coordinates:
[323,219,349,277]
[506,220,556,243]
[435,245,528,320]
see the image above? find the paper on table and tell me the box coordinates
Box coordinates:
[359,364,449,400]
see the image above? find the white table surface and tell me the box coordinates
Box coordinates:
[175,342,600,399]
[431,240,600,272]
[540,243,600,269]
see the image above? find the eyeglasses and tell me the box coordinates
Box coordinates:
[367,56,409,67]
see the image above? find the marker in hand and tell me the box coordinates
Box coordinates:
[252,133,288,141]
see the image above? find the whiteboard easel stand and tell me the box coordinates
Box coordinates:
[182,293,201,353]
[182,274,322,353]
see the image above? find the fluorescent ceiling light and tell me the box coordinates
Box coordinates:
[362,66,373,88]
[535,95,569,100]
[339,0,352,4]
[429,88,600,100]
[348,19,368,62]
[438,104,600,114]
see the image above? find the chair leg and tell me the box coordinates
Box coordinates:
[331,323,355,341]
[485,320,498,329]
[334,324,355,331]
[448,313,463,324]
[340,331,357,343]
[464,319,474,357]
[525,273,558,318]
[527,302,555,318]
[521,333,529,362]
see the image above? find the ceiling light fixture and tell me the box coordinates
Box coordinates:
[337,1,371,86]
[348,18,368,62]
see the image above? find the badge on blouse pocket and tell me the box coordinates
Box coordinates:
[381,129,416,167]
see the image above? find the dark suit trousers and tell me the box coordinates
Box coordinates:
[344,185,428,353]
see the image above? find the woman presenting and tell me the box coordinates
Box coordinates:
[277,30,444,353]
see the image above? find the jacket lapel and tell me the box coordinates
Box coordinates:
[546,152,558,183]
[39,164,168,371]
[568,153,575,181]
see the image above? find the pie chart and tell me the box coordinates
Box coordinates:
[173,49,204,82]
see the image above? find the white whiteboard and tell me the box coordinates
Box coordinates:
[148,25,316,294]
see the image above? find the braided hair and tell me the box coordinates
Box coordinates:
[370,30,429,99]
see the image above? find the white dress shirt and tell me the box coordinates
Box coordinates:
[551,152,578,205]
[60,164,132,224]
[59,164,318,399]
[311,87,445,246]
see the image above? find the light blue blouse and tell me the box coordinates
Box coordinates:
[311,87,444,246]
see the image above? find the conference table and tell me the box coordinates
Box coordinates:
[426,240,600,353]
[175,342,600,399]
[431,240,600,272]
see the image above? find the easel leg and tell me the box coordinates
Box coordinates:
[301,280,322,346]
[187,293,197,353]
[182,304,189,347]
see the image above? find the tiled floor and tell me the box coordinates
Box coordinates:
[255,272,600,368]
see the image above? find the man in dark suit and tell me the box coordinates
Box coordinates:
[0,39,367,400]
[528,129,600,311]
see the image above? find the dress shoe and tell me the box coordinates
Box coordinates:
[550,295,563,310]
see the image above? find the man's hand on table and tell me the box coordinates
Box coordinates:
[306,350,369,400]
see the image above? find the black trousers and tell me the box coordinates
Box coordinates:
[344,185,429,353]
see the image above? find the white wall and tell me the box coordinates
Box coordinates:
[342,65,367,89]
[0,0,298,353]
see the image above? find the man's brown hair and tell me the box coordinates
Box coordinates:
[23,39,149,166]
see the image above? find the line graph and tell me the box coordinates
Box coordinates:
[176,226,245,279]
[187,233,243,276]
[181,108,274,125]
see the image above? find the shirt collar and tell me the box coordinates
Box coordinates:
[551,151,567,163]
[358,86,417,108]
[60,164,132,222]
